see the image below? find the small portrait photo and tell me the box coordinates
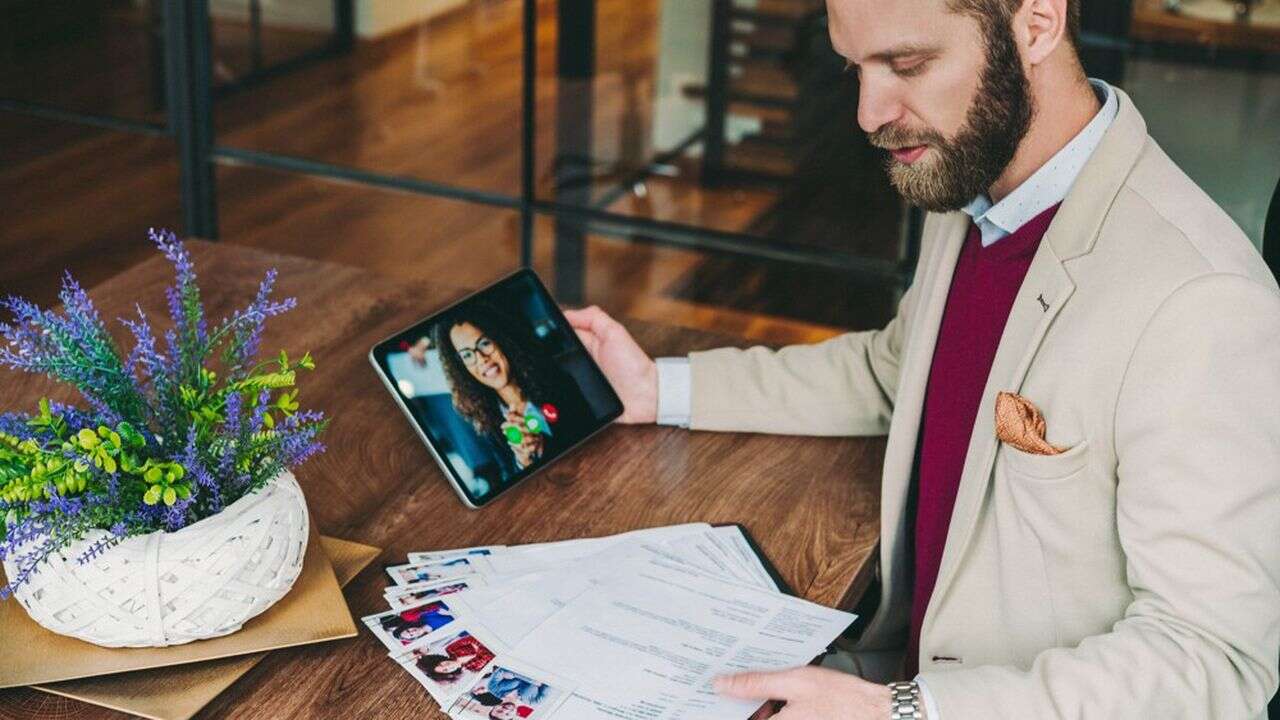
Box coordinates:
[364,600,456,652]
[408,547,499,564]
[448,664,565,720]
[397,628,497,703]
[386,580,475,611]
[387,558,475,586]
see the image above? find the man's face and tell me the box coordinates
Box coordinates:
[827,0,1035,211]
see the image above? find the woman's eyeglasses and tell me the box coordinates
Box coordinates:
[457,336,498,366]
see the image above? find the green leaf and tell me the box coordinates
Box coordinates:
[118,422,145,448]
[145,466,162,484]
[243,371,296,390]
[263,412,275,429]
[279,350,289,369]
[143,485,162,505]
[101,454,117,474]
[77,429,99,449]
[298,352,315,370]
[162,487,177,506]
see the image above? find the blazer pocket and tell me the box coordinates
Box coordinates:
[999,439,1090,481]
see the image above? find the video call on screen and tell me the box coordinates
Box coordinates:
[383,274,616,503]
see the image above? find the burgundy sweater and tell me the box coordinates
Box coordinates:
[905,203,1062,676]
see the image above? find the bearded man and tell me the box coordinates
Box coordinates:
[566,0,1280,717]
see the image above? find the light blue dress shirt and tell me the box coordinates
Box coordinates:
[655,79,1118,718]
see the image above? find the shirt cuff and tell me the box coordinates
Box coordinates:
[655,357,691,428]
[915,676,941,720]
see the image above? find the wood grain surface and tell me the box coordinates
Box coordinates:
[0,241,883,719]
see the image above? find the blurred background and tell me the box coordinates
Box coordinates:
[2,0,1279,347]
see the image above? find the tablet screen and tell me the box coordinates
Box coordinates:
[370,270,623,507]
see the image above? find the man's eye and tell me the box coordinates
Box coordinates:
[893,59,928,77]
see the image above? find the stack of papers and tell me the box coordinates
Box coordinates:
[362,523,856,719]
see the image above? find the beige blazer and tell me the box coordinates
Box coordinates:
[687,89,1280,718]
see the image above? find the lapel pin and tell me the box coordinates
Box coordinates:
[1037,293,1050,312]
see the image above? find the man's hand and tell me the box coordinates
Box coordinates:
[715,666,899,720]
[564,306,658,424]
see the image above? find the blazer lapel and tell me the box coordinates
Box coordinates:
[923,228,1076,627]
[876,211,970,605]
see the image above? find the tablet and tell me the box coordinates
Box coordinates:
[369,270,624,509]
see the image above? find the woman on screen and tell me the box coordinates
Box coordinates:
[434,302,592,478]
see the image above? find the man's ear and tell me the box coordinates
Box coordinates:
[1015,0,1070,67]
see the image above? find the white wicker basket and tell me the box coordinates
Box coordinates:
[2,470,309,648]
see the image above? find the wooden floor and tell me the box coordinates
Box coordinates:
[0,0,904,347]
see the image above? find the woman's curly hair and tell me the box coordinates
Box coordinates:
[433,301,557,437]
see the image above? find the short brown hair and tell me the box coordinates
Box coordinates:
[947,0,1082,50]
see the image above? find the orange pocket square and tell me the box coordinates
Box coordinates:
[995,391,1066,456]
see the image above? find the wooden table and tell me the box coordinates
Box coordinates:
[0,241,883,719]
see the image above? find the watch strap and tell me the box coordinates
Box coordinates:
[888,680,923,720]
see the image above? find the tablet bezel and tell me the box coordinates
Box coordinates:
[368,269,624,509]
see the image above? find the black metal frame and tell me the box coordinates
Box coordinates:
[211,0,356,99]
[167,0,218,239]
[8,0,1280,298]
[0,0,920,292]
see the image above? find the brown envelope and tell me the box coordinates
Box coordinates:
[26,536,380,720]
[995,391,1066,456]
[0,524,359,692]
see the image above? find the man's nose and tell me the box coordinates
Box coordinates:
[857,78,903,135]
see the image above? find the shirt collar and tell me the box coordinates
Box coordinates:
[962,79,1119,238]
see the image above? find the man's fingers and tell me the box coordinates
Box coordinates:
[714,669,805,701]
[565,305,619,336]
[564,306,603,330]
[572,327,599,356]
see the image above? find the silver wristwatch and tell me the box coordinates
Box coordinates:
[888,680,923,719]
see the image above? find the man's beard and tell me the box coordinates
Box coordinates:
[869,25,1035,212]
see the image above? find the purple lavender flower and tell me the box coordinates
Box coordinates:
[77,535,121,565]
[249,389,271,433]
[177,426,221,514]
[152,227,207,377]
[215,269,296,380]
[1,274,146,426]
[162,500,191,531]
[57,272,106,339]
[0,517,50,562]
[121,304,168,382]
[46,401,94,433]
[0,412,36,440]
[217,391,242,482]
[0,549,45,600]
